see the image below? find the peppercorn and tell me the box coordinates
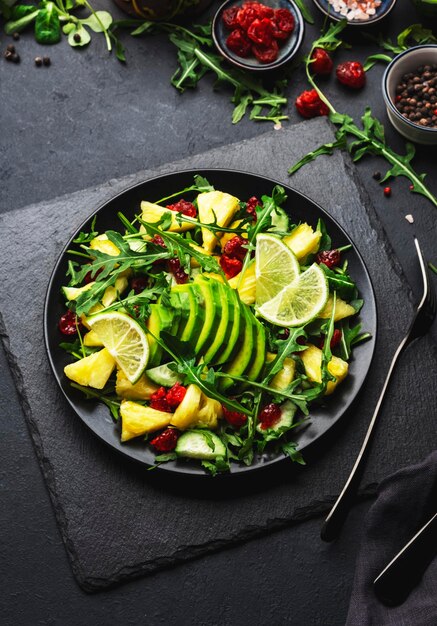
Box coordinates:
[43,56,51,66]
[73,33,81,43]
[394,64,437,128]
[12,32,20,40]
[372,171,381,181]
[383,187,391,197]
[6,44,15,53]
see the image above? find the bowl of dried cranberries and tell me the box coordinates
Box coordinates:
[212,0,304,71]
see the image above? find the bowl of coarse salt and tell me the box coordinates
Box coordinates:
[311,0,397,25]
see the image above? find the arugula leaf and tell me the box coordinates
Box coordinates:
[429,262,437,275]
[73,216,98,243]
[201,457,230,476]
[293,0,314,24]
[5,7,39,33]
[154,175,214,205]
[316,218,332,252]
[320,264,356,301]
[281,440,305,465]
[154,452,177,463]
[364,24,437,70]
[70,382,121,421]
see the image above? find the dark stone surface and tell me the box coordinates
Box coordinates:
[1,0,437,623]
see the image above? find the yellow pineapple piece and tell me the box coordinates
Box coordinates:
[197,191,240,252]
[300,344,348,395]
[171,384,223,430]
[120,401,172,441]
[83,330,103,347]
[228,262,256,305]
[101,275,129,308]
[64,348,116,389]
[188,242,213,268]
[202,272,225,283]
[266,352,296,391]
[115,369,158,401]
[283,224,321,261]
[140,201,195,233]
[81,303,105,330]
[319,295,356,321]
[220,219,247,250]
[89,234,120,256]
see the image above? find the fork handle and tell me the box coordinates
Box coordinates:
[320,338,408,542]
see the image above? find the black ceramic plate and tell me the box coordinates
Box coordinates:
[44,169,377,476]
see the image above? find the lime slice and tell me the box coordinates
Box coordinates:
[255,233,300,307]
[87,311,149,384]
[257,264,328,327]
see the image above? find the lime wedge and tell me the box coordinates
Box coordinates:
[87,311,149,384]
[255,233,300,308]
[257,264,328,327]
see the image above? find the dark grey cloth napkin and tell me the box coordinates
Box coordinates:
[347,451,437,626]
[1,118,436,591]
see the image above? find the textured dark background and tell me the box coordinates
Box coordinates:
[1,1,437,624]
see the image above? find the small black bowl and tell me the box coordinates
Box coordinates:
[212,0,305,72]
[311,0,397,26]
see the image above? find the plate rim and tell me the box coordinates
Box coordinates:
[43,167,378,478]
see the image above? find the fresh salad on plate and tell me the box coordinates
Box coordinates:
[59,175,370,474]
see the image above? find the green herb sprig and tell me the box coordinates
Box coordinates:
[364,24,437,71]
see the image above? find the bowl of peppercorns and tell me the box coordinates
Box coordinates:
[212,0,304,71]
[383,45,437,145]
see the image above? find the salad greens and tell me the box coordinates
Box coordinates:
[59,175,370,474]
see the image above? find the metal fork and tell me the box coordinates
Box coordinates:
[321,238,436,542]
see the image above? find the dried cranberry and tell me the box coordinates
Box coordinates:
[258,403,282,430]
[150,387,172,413]
[226,28,252,58]
[311,48,333,76]
[59,309,82,336]
[236,5,260,30]
[167,258,189,284]
[336,61,366,90]
[278,328,290,339]
[84,266,103,284]
[252,39,279,64]
[220,254,243,278]
[295,89,329,118]
[151,234,166,248]
[271,8,294,39]
[165,382,187,409]
[319,328,343,350]
[166,199,197,218]
[247,18,273,46]
[222,6,239,30]
[316,249,341,269]
[246,196,261,220]
[222,406,247,428]
[130,276,148,294]
[246,2,274,19]
[150,428,179,452]
[223,235,248,261]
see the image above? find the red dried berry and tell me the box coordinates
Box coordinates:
[252,39,279,64]
[222,406,247,428]
[151,234,166,248]
[220,254,243,278]
[245,2,274,19]
[336,61,366,90]
[319,328,343,350]
[311,48,333,76]
[150,387,172,413]
[247,18,273,46]
[222,6,239,30]
[246,196,260,220]
[59,309,82,336]
[223,235,248,261]
[165,382,187,409]
[130,276,148,294]
[384,187,392,198]
[409,184,414,191]
[166,199,197,218]
[271,8,294,39]
[167,258,189,284]
[258,403,282,430]
[150,428,179,452]
[316,249,341,269]
[236,5,260,30]
[84,266,103,284]
[226,28,252,58]
[295,89,329,119]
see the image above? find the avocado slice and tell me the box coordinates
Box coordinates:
[146,304,161,367]
[245,319,266,382]
[170,285,192,338]
[148,305,174,367]
[203,280,231,364]
[178,284,205,344]
[220,303,256,390]
[214,285,241,365]
[194,279,222,357]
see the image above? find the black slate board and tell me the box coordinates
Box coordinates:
[1,118,436,592]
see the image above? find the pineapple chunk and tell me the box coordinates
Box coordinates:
[120,401,172,441]
[116,369,158,401]
[140,201,195,233]
[83,330,103,347]
[220,219,247,250]
[283,224,321,261]
[64,348,116,389]
[300,344,348,395]
[90,234,120,257]
[228,262,256,305]
[171,384,223,430]
[202,272,225,283]
[101,275,129,308]
[319,295,356,321]
[81,303,104,330]
[188,242,213,268]
[197,191,240,252]
[266,352,296,391]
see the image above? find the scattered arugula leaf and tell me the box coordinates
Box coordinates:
[429,262,437,275]
[364,24,437,70]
